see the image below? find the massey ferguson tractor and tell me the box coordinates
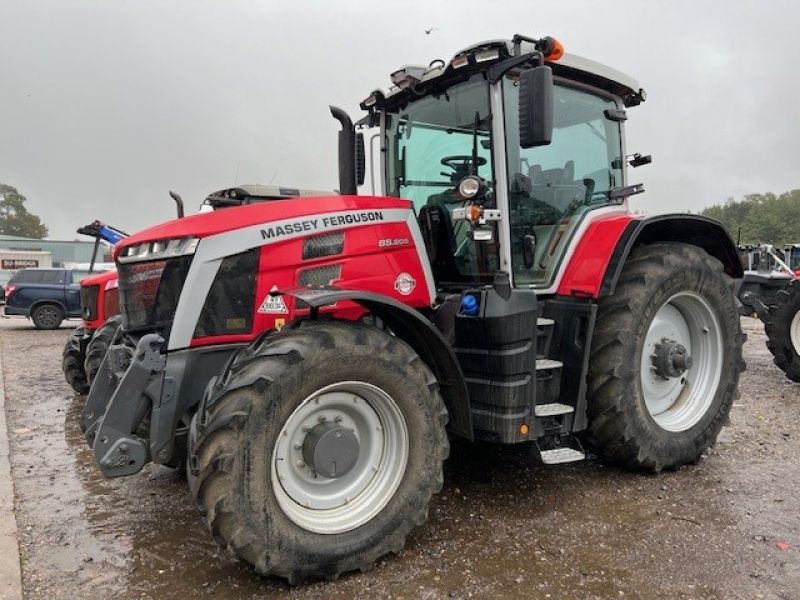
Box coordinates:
[81,35,744,584]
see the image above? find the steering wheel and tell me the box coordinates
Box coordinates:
[440,155,487,171]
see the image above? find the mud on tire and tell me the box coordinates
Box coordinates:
[764,279,800,382]
[586,243,744,472]
[188,319,449,584]
[63,326,89,394]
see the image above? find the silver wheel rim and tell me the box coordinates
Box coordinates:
[640,292,723,432]
[271,381,408,534]
[790,309,800,357]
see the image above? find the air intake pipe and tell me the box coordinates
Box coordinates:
[329,105,357,195]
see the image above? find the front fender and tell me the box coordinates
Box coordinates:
[283,287,473,439]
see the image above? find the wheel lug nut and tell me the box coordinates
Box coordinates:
[296,460,305,468]
[302,425,311,433]
[334,415,343,423]
[318,416,327,423]
[294,442,302,450]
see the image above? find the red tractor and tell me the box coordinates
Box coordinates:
[62,222,126,394]
[82,35,744,583]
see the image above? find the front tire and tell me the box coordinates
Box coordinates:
[63,326,89,394]
[586,243,744,471]
[764,279,800,382]
[188,319,448,584]
[84,315,123,385]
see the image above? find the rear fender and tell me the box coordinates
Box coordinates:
[599,214,743,297]
[283,287,473,439]
[557,214,743,299]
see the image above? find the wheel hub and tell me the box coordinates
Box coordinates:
[640,292,723,432]
[302,422,359,479]
[271,382,409,534]
[652,338,693,379]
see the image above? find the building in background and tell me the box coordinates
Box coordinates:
[0,234,108,267]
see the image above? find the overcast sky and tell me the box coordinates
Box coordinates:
[1,0,798,239]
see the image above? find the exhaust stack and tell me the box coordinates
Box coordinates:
[329,106,357,196]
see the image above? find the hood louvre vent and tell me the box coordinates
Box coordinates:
[302,232,345,260]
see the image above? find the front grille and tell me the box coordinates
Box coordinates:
[117,255,193,329]
[80,285,100,321]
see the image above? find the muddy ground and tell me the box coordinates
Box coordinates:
[0,316,798,600]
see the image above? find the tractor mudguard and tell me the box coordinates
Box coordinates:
[600,214,743,298]
[284,287,473,439]
[559,214,743,300]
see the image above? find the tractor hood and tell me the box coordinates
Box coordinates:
[114,195,412,261]
[80,269,118,288]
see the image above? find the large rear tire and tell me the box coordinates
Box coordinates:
[764,279,800,382]
[63,326,89,394]
[188,319,449,584]
[586,243,744,471]
[84,315,123,386]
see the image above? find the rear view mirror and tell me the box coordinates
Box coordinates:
[355,132,366,186]
[519,65,554,148]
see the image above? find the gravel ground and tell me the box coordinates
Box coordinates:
[1,316,798,600]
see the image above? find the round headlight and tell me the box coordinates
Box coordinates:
[457,176,483,200]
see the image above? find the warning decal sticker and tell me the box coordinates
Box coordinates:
[258,287,288,314]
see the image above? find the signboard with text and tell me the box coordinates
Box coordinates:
[1,259,39,270]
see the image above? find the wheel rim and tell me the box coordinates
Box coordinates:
[640,292,723,432]
[271,381,408,535]
[790,309,800,357]
[38,307,59,328]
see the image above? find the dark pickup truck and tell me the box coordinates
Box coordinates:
[2,268,98,329]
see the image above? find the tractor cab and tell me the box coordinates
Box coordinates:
[357,35,647,291]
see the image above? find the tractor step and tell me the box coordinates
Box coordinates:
[538,446,586,464]
[537,317,555,326]
[535,358,563,370]
[536,435,585,465]
[534,403,574,417]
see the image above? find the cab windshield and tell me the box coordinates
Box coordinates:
[385,75,499,284]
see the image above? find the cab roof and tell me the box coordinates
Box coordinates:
[360,36,645,112]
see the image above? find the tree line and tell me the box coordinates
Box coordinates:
[701,190,800,245]
[0,183,48,239]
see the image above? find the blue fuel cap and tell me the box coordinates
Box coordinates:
[461,294,480,316]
